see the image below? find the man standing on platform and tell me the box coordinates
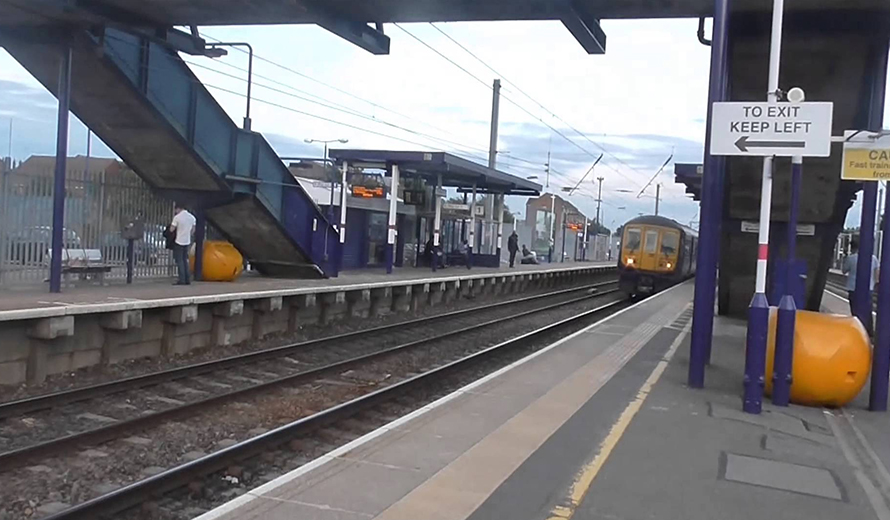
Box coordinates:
[508,230,519,268]
[170,203,196,286]
[843,239,879,331]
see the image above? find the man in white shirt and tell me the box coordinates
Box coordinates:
[843,239,879,332]
[170,203,196,285]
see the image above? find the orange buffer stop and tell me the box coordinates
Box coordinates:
[190,241,244,282]
[765,310,871,407]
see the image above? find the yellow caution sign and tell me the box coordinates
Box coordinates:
[841,130,890,181]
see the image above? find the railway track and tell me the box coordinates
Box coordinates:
[1,279,628,519]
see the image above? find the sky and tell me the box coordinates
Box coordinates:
[0,18,887,230]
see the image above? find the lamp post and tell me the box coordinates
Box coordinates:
[304,138,349,220]
[206,42,254,131]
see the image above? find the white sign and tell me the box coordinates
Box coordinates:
[741,221,815,236]
[711,102,833,157]
[442,202,468,212]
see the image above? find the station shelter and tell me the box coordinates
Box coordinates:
[326,150,542,273]
[291,174,417,271]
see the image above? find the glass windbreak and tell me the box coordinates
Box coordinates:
[644,230,659,254]
[661,231,679,256]
[624,227,642,251]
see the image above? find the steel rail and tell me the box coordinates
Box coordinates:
[43,297,629,520]
[0,278,617,419]
[0,287,620,469]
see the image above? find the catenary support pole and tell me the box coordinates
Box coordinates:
[689,0,730,388]
[743,0,784,415]
[50,45,72,294]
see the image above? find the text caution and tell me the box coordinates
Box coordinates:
[711,102,833,157]
[841,131,890,181]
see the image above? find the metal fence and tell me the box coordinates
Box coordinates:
[0,164,178,288]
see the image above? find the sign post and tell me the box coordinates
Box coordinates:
[843,132,890,411]
[709,0,833,414]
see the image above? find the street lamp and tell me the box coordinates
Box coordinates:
[206,42,254,131]
[304,138,349,217]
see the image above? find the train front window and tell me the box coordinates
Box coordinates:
[625,228,642,251]
[644,230,659,254]
[661,232,679,256]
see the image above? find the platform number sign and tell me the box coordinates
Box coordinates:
[710,102,833,157]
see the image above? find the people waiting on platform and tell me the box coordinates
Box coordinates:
[169,203,196,286]
[508,231,519,268]
[458,240,471,269]
[520,245,538,265]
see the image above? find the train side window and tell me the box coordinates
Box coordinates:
[644,230,659,254]
[661,231,679,256]
[625,228,642,251]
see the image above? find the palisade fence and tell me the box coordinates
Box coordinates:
[0,164,183,287]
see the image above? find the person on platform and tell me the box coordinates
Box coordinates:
[843,239,879,330]
[508,231,519,268]
[458,239,471,269]
[169,203,196,286]
[520,245,538,265]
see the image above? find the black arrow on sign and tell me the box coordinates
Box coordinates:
[735,136,806,152]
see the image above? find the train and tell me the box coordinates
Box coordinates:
[617,215,698,298]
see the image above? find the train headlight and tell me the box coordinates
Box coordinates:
[667,262,672,269]
[626,258,634,265]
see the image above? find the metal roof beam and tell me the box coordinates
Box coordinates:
[314,8,390,55]
[561,1,606,55]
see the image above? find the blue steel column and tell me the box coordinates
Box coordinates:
[194,211,206,282]
[867,41,889,411]
[705,44,731,366]
[773,156,802,406]
[688,0,730,388]
[49,45,73,294]
[872,188,890,411]
[856,185,878,333]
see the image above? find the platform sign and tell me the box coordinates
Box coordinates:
[711,102,833,157]
[741,221,815,236]
[841,131,890,181]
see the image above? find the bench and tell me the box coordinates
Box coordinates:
[46,249,113,286]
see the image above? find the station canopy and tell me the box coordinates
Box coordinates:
[329,150,543,197]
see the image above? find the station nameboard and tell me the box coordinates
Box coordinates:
[841,131,890,181]
[711,102,833,157]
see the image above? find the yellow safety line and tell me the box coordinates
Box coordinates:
[546,318,691,520]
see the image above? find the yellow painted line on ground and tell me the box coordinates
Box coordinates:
[546,315,691,520]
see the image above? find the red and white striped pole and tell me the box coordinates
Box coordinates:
[743,0,785,415]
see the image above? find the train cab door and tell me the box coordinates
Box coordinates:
[640,228,660,271]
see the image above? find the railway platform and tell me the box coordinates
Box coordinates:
[0,263,613,386]
[193,280,890,520]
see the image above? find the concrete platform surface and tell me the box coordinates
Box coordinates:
[195,281,694,520]
[0,262,611,320]
[195,280,890,520]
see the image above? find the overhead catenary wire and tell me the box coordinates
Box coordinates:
[197,30,553,172]
[428,23,653,182]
